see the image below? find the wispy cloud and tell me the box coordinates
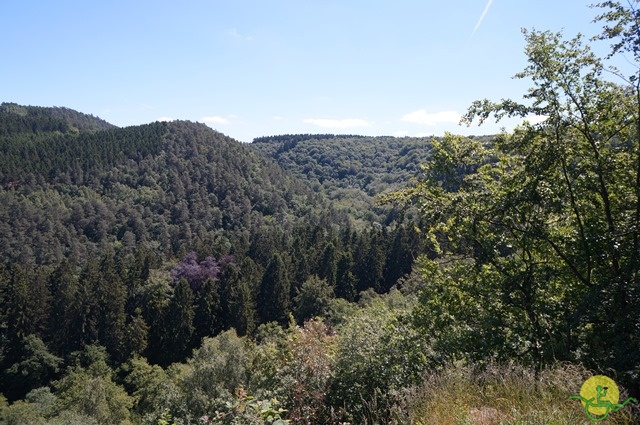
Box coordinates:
[202,115,230,125]
[228,28,253,41]
[303,118,372,129]
[401,110,461,126]
[471,0,494,36]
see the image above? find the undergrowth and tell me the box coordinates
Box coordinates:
[391,362,639,425]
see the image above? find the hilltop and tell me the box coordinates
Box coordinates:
[0,102,115,134]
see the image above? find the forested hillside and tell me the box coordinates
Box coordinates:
[0,103,429,424]
[252,134,499,224]
[1,2,640,423]
[0,105,319,265]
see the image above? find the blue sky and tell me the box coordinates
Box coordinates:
[1,1,604,142]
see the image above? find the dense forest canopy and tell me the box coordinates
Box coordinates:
[252,133,490,224]
[0,101,427,423]
[1,2,640,424]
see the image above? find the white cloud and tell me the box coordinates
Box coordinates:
[525,114,549,125]
[401,110,461,126]
[202,115,230,125]
[303,118,372,129]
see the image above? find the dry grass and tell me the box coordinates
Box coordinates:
[392,362,639,425]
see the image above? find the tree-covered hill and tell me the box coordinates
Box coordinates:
[0,105,426,405]
[251,133,493,223]
[0,109,325,266]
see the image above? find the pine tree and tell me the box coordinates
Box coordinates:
[318,242,338,288]
[194,278,222,341]
[160,279,195,364]
[2,265,50,354]
[123,308,149,358]
[48,260,83,354]
[224,262,257,336]
[258,253,291,325]
[96,255,128,361]
[336,252,357,301]
[383,225,416,291]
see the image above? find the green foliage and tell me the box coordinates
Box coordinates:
[0,102,115,135]
[293,275,334,324]
[2,335,62,400]
[251,133,454,224]
[161,279,195,365]
[0,115,315,266]
[323,297,359,328]
[276,320,337,424]
[123,309,149,358]
[1,399,48,425]
[123,356,175,423]
[0,265,50,352]
[389,12,640,382]
[171,329,251,421]
[258,254,291,325]
[3,4,639,421]
[194,278,223,341]
[25,387,57,417]
[0,105,425,394]
[223,261,258,337]
[329,293,429,423]
[52,345,134,424]
[205,388,289,425]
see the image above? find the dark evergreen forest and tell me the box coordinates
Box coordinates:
[0,102,431,423]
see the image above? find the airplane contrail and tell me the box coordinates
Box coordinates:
[471,0,494,36]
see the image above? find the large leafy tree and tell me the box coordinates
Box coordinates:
[390,2,640,382]
[53,345,133,425]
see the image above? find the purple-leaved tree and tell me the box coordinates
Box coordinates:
[171,252,234,292]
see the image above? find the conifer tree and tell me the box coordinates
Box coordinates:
[161,279,195,364]
[194,277,222,341]
[225,258,258,336]
[258,253,291,325]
